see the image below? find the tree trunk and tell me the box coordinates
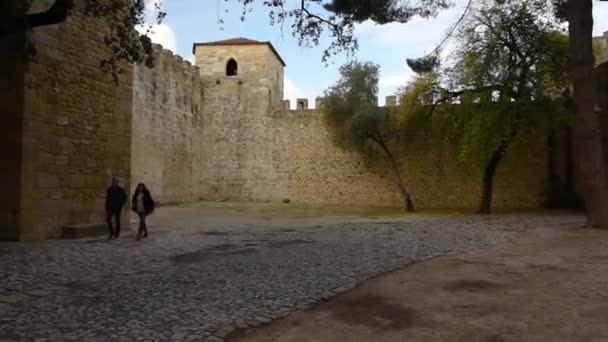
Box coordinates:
[564,127,584,209]
[544,129,560,208]
[479,145,506,214]
[372,135,415,212]
[567,0,608,228]
[565,127,574,192]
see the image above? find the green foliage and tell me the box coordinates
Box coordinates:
[397,1,571,175]
[397,72,441,125]
[233,0,452,63]
[322,61,388,163]
[16,0,575,79]
[80,0,163,80]
[13,0,165,82]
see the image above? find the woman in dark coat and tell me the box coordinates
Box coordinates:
[132,183,155,240]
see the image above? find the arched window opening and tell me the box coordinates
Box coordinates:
[226,58,238,76]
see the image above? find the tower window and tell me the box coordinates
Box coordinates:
[226,58,238,76]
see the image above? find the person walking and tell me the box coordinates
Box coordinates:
[132,183,155,241]
[105,177,127,240]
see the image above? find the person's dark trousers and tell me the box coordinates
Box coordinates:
[137,212,148,240]
[106,209,122,239]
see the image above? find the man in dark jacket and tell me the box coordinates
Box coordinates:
[105,177,127,240]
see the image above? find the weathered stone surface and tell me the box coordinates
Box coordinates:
[4,14,607,241]
[131,45,204,204]
[314,97,324,109]
[296,98,308,109]
[0,8,132,240]
[0,210,583,341]
[132,39,555,213]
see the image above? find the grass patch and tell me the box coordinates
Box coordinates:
[186,201,583,220]
[194,201,406,219]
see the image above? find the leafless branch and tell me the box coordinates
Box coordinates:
[300,0,342,41]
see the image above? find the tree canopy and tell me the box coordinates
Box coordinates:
[5,0,453,72]
[232,0,453,62]
[6,0,608,225]
[323,61,382,151]
[323,60,415,211]
[3,0,165,78]
[398,0,571,213]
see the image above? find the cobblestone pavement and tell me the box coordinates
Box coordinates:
[0,209,582,342]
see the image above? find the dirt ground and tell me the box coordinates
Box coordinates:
[227,225,608,342]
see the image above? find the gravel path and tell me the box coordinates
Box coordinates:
[0,211,582,342]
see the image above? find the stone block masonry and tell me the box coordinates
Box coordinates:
[131,45,204,204]
[273,109,547,209]
[5,16,605,239]
[130,35,564,213]
[0,8,132,240]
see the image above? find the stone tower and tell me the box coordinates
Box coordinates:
[190,38,289,202]
[192,37,285,109]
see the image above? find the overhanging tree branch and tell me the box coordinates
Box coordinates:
[300,0,342,40]
[406,0,473,73]
[0,0,74,36]
[425,84,511,117]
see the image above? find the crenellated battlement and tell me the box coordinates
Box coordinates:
[149,43,200,77]
[282,95,400,111]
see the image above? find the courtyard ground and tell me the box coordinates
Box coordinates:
[228,223,608,342]
[0,202,586,341]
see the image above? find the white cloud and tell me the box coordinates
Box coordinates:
[136,23,177,53]
[144,0,164,21]
[134,0,177,53]
[379,70,413,89]
[357,0,608,46]
[356,0,469,101]
[594,1,608,36]
[365,0,608,102]
[377,71,414,105]
[355,0,470,55]
[284,76,317,109]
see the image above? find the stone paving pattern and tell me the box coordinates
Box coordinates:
[0,214,582,341]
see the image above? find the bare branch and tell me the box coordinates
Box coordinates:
[300,0,342,40]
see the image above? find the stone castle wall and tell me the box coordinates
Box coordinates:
[196,79,290,203]
[131,45,205,204]
[274,109,548,209]
[594,31,608,65]
[0,7,133,240]
[132,44,289,206]
[6,15,604,240]
[130,41,551,211]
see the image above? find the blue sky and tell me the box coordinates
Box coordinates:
[139,0,608,108]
